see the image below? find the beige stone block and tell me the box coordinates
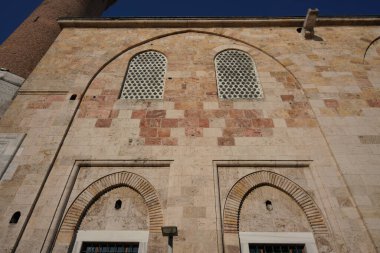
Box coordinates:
[166,110,184,118]
[117,110,132,118]
[353,195,373,206]
[203,128,222,137]
[163,101,175,110]
[203,102,219,110]
[370,145,380,154]
[166,71,192,78]
[183,206,206,218]
[309,99,325,108]
[178,137,217,146]
[170,128,185,138]
[233,101,257,109]
[365,218,380,230]
[209,118,225,128]
[361,175,380,185]
[273,118,287,127]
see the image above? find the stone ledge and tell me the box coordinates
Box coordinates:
[215,160,312,167]
[17,90,69,95]
[58,17,380,28]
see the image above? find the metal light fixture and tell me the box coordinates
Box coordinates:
[161,226,178,236]
[161,226,178,253]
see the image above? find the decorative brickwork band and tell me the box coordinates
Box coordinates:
[60,172,164,235]
[223,170,328,234]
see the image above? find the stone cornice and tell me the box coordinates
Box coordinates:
[58,17,380,28]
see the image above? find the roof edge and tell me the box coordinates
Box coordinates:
[58,17,380,28]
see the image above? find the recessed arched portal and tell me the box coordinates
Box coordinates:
[223,170,328,234]
[222,170,329,253]
[55,171,164,250]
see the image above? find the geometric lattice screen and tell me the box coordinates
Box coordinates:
[121,51,167,99]
[215,50,263,99]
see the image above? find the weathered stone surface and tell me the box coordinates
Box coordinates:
[0,20,379,253]
[81,187,149,231]
[240,186,312,233]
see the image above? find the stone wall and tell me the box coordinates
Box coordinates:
[239,186,312,232]
[0,23,379,253]
[0,0,116,78]
[80,187,149,231]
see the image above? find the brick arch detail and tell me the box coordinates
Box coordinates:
[223,170,328,234]
[60,171,164,234]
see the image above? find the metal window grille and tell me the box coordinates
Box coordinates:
[80,242,139,253]
[249,243,306,253]
[121,51,167,99]
[215,49,263,99]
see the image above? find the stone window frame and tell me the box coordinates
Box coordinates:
[239,232,318,253]
[120,50,168,100]
[73,230,149,253]
[214,49,264,100]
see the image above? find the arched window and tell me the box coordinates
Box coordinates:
[215,49,263,99]
[121,51,167,99]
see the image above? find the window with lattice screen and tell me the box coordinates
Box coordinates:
[121,51,167,99]
[215,49,263,99]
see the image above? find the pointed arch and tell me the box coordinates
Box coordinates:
[80,29,302,105]
[223,170,328,234]
[363,35,380,62]
[58,171,164,240]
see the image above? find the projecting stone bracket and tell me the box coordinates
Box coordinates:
[301,8,319,40]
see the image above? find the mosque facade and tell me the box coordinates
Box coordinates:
[0,4,379,253]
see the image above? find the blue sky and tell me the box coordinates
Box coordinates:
[1,0,380,43]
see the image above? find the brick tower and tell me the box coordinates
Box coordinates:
[0,0,116,117]
[0,0,116,79]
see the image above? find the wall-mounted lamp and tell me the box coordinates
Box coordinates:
[265,200,273,211]
[162,226,178,253]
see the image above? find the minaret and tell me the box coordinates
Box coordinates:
[0,0,116,117]
[0,0,116,78]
